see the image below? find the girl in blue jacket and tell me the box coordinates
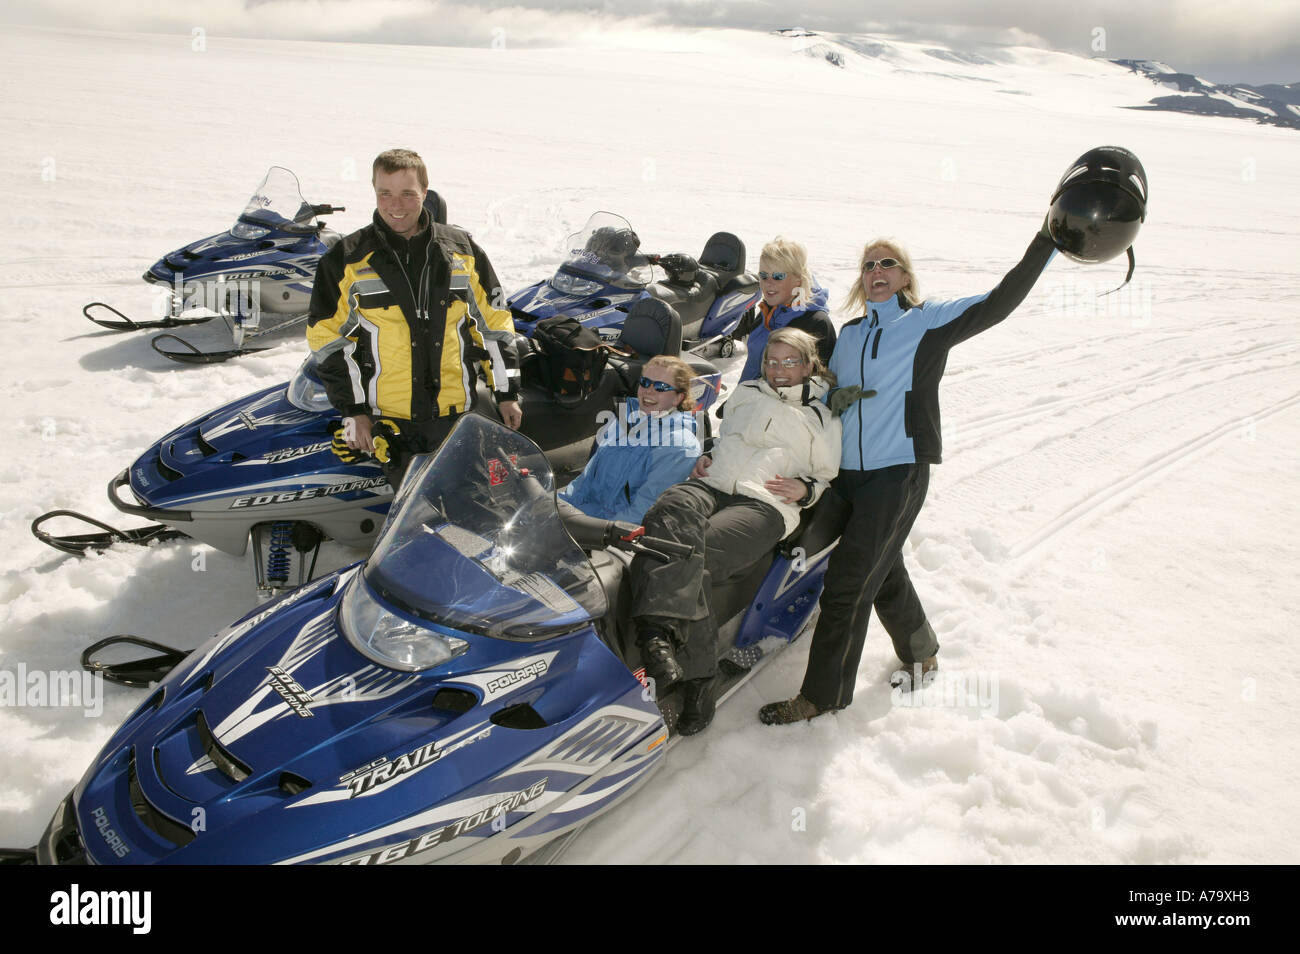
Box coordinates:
[737,237,836,382]
[558,355,701,524]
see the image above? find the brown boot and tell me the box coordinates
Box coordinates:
[889,655,938,691]
[758,694,835,725]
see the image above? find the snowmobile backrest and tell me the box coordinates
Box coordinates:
[423,189,448,225]
[699,232,745,280]
[617,298,681,357]
[778,486,849,558]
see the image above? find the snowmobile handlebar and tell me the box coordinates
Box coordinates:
[559,511,692,564]
[310,204,344,217]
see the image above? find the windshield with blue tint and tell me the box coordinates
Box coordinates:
[363,416,607,640]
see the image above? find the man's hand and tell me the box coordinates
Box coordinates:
[765,474,807,504]
[345,414,375,453]
[690,454,712,480]
[499,400,522,430]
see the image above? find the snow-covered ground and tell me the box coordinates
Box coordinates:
[1,24,1297,864]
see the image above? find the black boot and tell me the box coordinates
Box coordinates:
[638,627,683,690]
[677,677,716,736]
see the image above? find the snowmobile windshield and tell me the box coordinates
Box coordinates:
[550,212,653,294]
[361,415,607,642]
[231,167,319,239]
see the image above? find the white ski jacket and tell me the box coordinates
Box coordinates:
[702,376,841,536]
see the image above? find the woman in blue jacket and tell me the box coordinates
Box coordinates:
[759,226,1057,724]
[737,237,836,382]
[558,355,701,524]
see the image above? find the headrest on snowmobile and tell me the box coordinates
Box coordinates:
[618,298,681,358]
[699,231,746,279]
[423,189,448,225]
[1047,146,1147,284]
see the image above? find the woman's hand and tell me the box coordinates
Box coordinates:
[690,455,712,479]
[765,474,807,504]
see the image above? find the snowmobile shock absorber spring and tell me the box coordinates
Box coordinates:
[266,521,294,587]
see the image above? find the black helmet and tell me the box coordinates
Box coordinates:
[1048,146,1148,265]
[585,225,641,270]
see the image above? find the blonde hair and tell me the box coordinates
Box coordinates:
[841,238,921,315]
[763,328,835,387]
[644,354,696,411]
[759,237,812,307]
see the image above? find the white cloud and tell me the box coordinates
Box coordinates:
[7,0,1298,82]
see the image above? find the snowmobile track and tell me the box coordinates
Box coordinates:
[1007,390,1300,561]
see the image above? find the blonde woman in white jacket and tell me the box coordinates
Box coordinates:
[631,328,842,735]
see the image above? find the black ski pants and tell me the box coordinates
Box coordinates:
[800,464,938,709]
[630,481,786,681]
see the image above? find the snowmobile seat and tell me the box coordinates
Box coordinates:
[710,490,848,629]
[423,189,448,225]
[698,232,746,286]
[617,298,681,358]
[778,487,849,559]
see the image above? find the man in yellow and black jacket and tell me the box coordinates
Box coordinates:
[307,149,521,487]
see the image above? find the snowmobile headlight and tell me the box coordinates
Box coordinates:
[549,271,602,296]
[341,577,469,672]
[231,222,270,240]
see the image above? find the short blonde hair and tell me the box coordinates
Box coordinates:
[842,238,921,315]
[759,237,812,304]
[763,327,835,387]
[644,354,696,411]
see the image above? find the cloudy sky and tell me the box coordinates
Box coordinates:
[8,0,1299,84]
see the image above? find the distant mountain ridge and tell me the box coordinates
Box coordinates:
[1113,59,1300,131]
[770,29,1299,133]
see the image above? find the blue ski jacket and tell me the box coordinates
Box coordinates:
[831,233,1056,471]
[739,282,835,382]
[558,398,701,523]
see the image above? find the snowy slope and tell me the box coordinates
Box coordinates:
[1,24,1297,864]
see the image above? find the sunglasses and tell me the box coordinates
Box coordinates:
[758,271,789,281]
[638,376,680,392]
[764,357,805,369]
[862,258,901,271]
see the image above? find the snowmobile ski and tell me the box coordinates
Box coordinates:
[83,301,216,332]
[31,509,186,555]
[150,331,273,363]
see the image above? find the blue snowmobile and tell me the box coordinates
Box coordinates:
[83,167,358,363]
[508,212,759,357]
[6,414,843,865]
[34,297,723,593]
